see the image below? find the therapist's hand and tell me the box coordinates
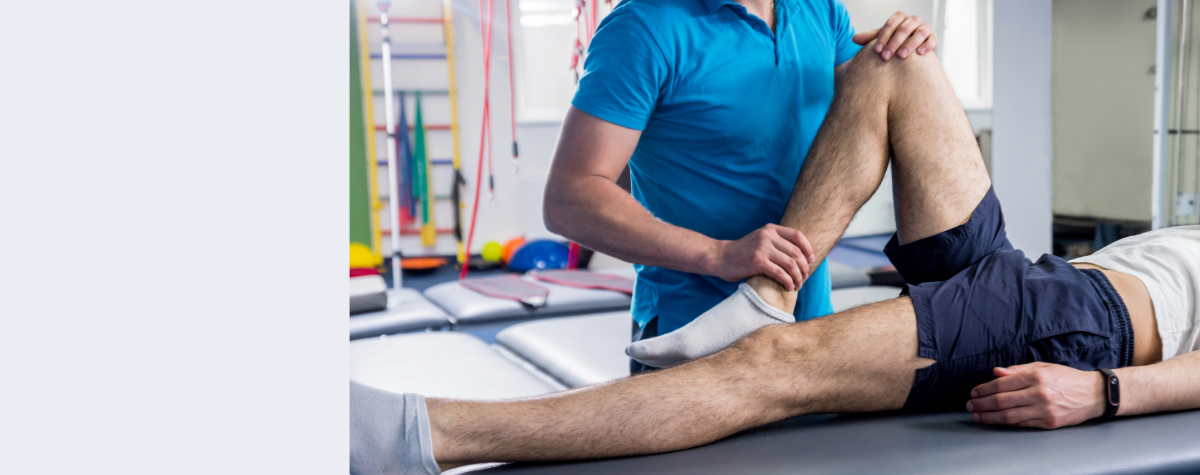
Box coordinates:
[853,11,938,60]
[966,362,1107,429]
[706,224,815,291]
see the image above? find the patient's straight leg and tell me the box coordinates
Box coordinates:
[428,297,932,465]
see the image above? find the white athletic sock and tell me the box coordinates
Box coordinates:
[625,283,795,368]
[350,381,441,475]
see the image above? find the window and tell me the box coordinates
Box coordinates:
[514,0,579,122]
[938,0,993,109]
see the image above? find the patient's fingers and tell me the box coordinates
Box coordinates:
[1003,362,1051,371]
[970,372,1035,398]
[973,406,1042,427]
[967,388,1037,412]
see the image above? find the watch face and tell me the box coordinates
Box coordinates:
[1107,376,1120,405]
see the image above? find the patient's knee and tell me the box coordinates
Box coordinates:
[735,322,820,369]
[843,39,943,87]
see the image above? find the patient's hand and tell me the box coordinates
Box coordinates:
[965,362,1106,429]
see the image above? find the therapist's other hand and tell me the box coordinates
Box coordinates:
[853,11,938,60]
[966,362,1106,429]
[707,224,814,291]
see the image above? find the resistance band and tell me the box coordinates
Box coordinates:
[504,0,518,168]
[460,274,550,307]
[396,91,416,224]
[461,0,498,280]
[414,92,437,247]
[481,0,497,205]
[569,0,612,83]
[529,269,634,295]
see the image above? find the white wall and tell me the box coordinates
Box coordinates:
[1052,0,1156,222]
[364,0,530,256]
[992,0,1054,256]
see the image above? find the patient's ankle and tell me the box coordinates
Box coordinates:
[426,399,464,468]
[747,276,796,313]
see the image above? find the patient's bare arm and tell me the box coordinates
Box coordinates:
[967,351,1200,429]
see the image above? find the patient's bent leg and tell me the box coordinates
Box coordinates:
[753,40,992,310]
[629,41,991,367]
[427,297,933,466]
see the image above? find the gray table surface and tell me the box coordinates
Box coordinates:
[478,409,1200,475]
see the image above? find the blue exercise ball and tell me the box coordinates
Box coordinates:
[507,240,569,272]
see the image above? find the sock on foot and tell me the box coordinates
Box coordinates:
[350,381,441,475]
[625,283,794,368]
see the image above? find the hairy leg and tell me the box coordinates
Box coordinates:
[751,40,992,310]
[429,297,932,465]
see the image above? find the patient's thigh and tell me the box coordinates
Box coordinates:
[751,297,936,414]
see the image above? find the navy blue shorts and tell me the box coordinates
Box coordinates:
[883,187,1134,412]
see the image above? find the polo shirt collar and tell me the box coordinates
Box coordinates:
[699,0,736,14]
[699,0,788,15]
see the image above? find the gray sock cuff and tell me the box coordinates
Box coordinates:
[350,381,441,475]
[737,283,796,323]
[405,393,441,475]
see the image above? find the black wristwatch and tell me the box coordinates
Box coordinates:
[1098,368,1120,418]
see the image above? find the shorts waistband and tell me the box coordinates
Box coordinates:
[1079,268,1135,368]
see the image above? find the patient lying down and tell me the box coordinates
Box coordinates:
[350,43,1200,475]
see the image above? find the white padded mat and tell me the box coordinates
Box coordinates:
[349,288,451,339]
[496,311,632,388]
[349,275,388,315]
[827,261,872,289]
[497,286,904,388]
[830,286,903,312]
[424,274,631,323]
[350,332,556,400]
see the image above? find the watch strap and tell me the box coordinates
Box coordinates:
[1098,368,1120,418]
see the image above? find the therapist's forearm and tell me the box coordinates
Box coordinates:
[544,175,721,276]
[1114,351,1200,417]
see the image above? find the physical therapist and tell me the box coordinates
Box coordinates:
[543,0,938,372]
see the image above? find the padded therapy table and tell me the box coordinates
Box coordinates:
[350,331,560,399]
[426,265,874,328]
[495,286,904,388]
[422,272,634,326]
[476,409,1200,474]
[349,288,452,340]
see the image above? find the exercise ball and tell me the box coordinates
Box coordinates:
[350,243,382,268]
[481,241,503,262]
[507,240,569,272]
[502,237,526,264]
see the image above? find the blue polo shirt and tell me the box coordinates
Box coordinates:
[571,0,860,334]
